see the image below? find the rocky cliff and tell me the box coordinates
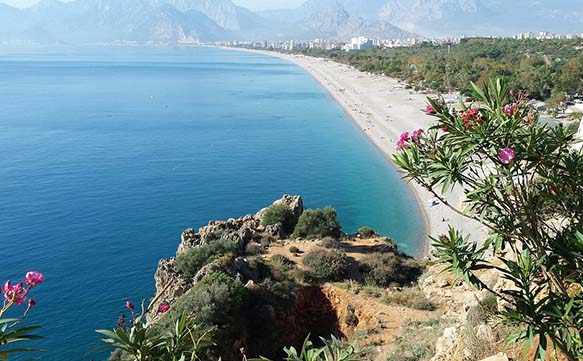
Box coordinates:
[147,195,518,360]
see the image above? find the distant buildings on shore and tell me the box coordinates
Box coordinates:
[514,31,583,40]
[214,31,583,52]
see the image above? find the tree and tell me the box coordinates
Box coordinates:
[394,79,583,360]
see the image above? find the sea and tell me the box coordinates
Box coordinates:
[0,46,425,360]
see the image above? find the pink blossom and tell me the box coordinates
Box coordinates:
[126,300,134,311]
[396,132,410,151]
[503,103,518,117]
[158,302,170,314]
[461,108,481,128]
[412,129,424,143]
[549,187,557,196]
[425,105,436,114]
[24,271,44,287]
[498,147,516,164]
[3,281,27,305]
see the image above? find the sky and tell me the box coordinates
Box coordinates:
[0,0,305,10]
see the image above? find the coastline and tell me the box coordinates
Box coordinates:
[220,46,485,257]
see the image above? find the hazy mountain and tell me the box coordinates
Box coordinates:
[265,0,582,38]
[0,0,230,43]
[261,0,416,40]
[0,3,25,35]
[0,0,580,43]
[0,0,415,43]
[375,0,583,36]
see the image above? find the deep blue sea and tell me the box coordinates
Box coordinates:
[0,46,425,360]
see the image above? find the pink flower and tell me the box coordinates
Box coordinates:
[157,302,170,314]
[503,103,518,117]
[396,132,410,151]
[126,300,134,311]
[461,108,481,128]
[549,187,557,196]
[425,105,436,114]
[3,281,27,305]
[498,147,516,164]
[412,129,424,143]
[25,272,44,287]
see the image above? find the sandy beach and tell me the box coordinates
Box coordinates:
[224,47,486,256]
[267,51,488,256]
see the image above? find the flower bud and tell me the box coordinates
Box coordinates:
[125,300,134,310]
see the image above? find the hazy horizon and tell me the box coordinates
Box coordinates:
[0,0,306,10]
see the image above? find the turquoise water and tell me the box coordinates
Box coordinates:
[0,46,425,360]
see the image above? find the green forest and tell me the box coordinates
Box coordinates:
[289,38,583,104]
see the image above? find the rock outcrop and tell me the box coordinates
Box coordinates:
[152,195,303,321]
[420,262,511,361]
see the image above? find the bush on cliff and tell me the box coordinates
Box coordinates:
[261,204,297,235]
[292,207,341,239]
[357,226,376,238]
[359,253,424,288]
[175,239,240,277]
[156,272,247,356]
[302,248,349,281]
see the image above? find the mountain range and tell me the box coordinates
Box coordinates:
[0,0,416,44]
[0,0,581,44]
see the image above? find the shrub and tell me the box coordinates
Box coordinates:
[263,335,359,361]
[261,204,296,235]
[288,246,301,254]
[357,226,376,238]
[395,78,583,360]
[245,242,263,256]
[321,236,342,249]
[259,234,276,247]
[292,207,341,239]
[387,319,444,361]
[344,304,359,327]
[381,288,436,311]
[269,254,295,273]
[359,253,423,288]
[175,239,240,277]
[302,248,349,281]
[100,312,214,361]
[157,272,247,346]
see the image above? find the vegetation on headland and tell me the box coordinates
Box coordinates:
[287,38,583,104]
[98,203,428,361]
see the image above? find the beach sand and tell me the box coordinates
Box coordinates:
[227,48,486,256]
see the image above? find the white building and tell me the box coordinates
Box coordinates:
[348,36,374,50]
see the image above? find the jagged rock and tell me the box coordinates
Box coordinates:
[479,353,509,361]
[264,223,284,239]
[476,324,494,342]
[192,261,225,284]
[431,326,458,361]
[150,258,194,322]
[228,257,256,283]
[238,226,255,244]
[255,194,304,223]
[180,228,199,251]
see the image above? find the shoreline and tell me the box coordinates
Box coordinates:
[220,46,485,257]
